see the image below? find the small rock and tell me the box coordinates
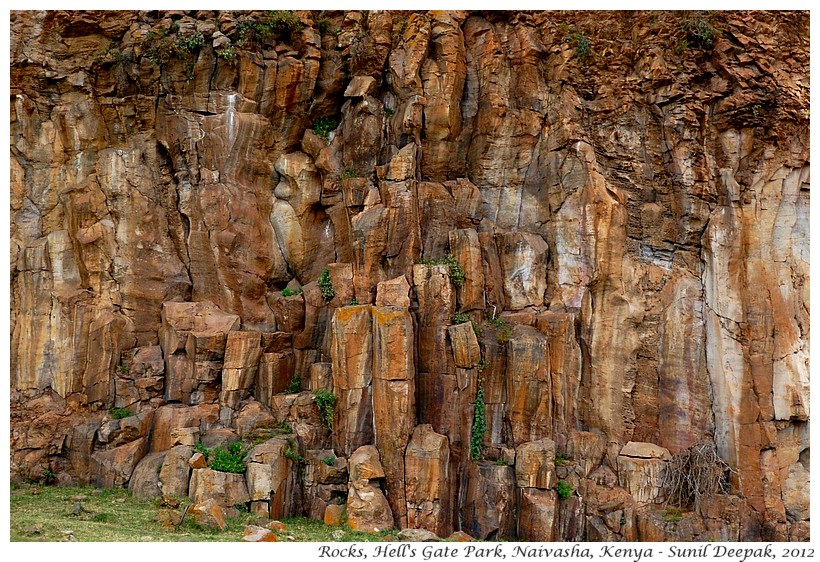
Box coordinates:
[267,520,288,533]
[397,528,441,542]
[69,502,83,516]
[241,525,278,542]
[188,451,207,469]
[70,494,88,501]
[447,530,475,542]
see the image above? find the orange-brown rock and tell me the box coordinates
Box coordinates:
[8,10,810,542]
[515,439,556,489]
[463,462,515,540]
[158,445,193,498]
[518,488,558,541]
[405,424,450,536]
[241,525,278,542]
[189,467,250,508]
[189,498,227,531]
[347,479,395,533]
[617,442,671,508]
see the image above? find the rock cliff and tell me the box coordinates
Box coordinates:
[9,10,809,541]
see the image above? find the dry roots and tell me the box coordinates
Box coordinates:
[661,442,734,508]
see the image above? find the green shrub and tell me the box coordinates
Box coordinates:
[555,480,573,499]
[196,441,248,474]
[237,10,304,46]
[554,452,570,467]
[384,107,395,116]
[322,455,336,466]
[488,315,512,345]
[109,407,133,420]
[176,31,205,54]
[495,457,508,466]
[283,438,306,463]
[417,253,465,288]
[282,286,302,297]
[681,13,720,50]
[312,116,338,142]
[318,268,335,301]
[470,385,486,461]
[568,32,590,60]
[314,390,337,428]
[340,169,359,180]
[664,507,682,523]
[215,45,237,62]
[452,311,471,325]
[286,373,302,393]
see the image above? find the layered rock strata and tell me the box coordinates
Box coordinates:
[9,10,809,541]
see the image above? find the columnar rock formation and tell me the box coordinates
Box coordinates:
[10,10,809,541]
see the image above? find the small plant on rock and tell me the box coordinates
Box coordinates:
[314,390,337,429]
[109,407,133,420]
[283,438,306,463]
[318,268,335,301]
[286,373,303,393]
[207,441,248,474]
[554,452,570,467]
[322,455,336,466]
[312,116,338,142]
[282,286,302,297]
[340,169,360,180]
[555,480,573,500]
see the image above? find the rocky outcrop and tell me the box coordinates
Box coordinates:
[9,9,810,542]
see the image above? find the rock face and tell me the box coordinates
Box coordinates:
[9,10,810,542]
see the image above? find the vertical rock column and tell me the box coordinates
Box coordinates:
[405,424,451,536]
[515,439,558,541]
[219,331,263,424]
[505,325,552,446]
[372,305,416,529]
[331,305,374,455]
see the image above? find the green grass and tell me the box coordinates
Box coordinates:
[10,484,404,542]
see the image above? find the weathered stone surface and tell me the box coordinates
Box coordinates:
[515,439,556,489]
[405,424,450,536]
[189,467,250,508]
[220,331,263,412]
[505,325,551,446]
[518,488,558,541]
[245,438,297,519]
[349,445,385,482]
[375,276,411,308]
[324,503,346,526]
[309,361,333,391]
[189,498,227,531]
[463,462,515,540]
[397,528,441,542]
[8,10,810,541]
[372,306,415,528]
[331,305,374,455]
[241,525,278,542]
[347,479,395,533]
[617,443,671,508]
[128,451,166,499]
[447,321,481,368]
[90,437,147,488]
[158,445,193,498]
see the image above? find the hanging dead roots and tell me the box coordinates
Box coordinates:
[661,442,734,508]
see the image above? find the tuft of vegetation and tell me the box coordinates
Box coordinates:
[476,359,488,372]
[664,507,682,523]
[194,441,248,474]
[349,297,359,306]
[314,390,337,429]
[555,480,573,500]
[340,169,360,180]
[283,438,306,464]
[494,457,508,467]
[236,10,304,46]
[318,268,335,301]
[384,106,395,116]
[312,116,338,142]
[469,380,486,461]
[488,314,512,345]
[568,32,591,60]
[282,286,302,297]
[285,373,303,394]
[42,467,56,484]
[117,362,129,376]
[417,253,465,288]
[109,407,133,420]
[452,311,471,325]
[681,12,720,50]
[215,45,237,62]
[554,452,570,467]
[175,31,205,54]
[322,455,336,466]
